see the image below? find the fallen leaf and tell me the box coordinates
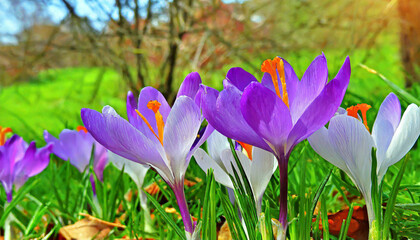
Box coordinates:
[315,205,369,240]
[217,221,232,240]
[58,213,125,240]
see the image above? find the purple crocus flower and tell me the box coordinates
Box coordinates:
[81,72,212,236]
[0,135,52,202]
[200,54,350,229]
[44,126,108,195]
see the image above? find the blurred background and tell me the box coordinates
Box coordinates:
[0,0,419,141]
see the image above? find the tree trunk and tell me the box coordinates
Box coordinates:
[398,0,420,87]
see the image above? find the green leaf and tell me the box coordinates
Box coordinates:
[311,169,332,217]
[383,156,409,239]
[217,186,247,240]
[145,191,187,240]
[370,149,382,238]
[0,179,40,226]
[24,203,50,236]
[321,194,330,240]
[202,169,217,240]
[394,203,420,212]
[339,204,354,240]
[359,64,420,105]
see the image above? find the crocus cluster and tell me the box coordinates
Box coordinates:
[2,53,419,240]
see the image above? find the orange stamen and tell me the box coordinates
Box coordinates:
[346,106,359,119]
[237,141,253,160]
[147,100,161,113]
[261,57,289,107]
[77,126,88,133]
[147,100,164,143]
[135,109,163,145]
[346,103,372,131]
[0,126,12,146]
[278,59,289,107]
[261,58,282,99]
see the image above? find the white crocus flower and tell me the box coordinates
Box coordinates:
[308,93,420,227]
[193,130,277,214]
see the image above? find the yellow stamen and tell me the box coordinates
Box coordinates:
[261,57,289,108]
[346,103,372,131]
[0,126,12,146]
[237,141,253,160]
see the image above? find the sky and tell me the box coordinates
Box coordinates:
[0,0,243,44]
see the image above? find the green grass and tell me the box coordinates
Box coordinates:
[0,42,407,141]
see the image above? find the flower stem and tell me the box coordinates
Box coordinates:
[173,184,194,234]
[277,154,289,230]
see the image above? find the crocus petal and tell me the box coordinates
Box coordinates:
[14,142,52,190]
[261,58,299,108]
[177,72,202,99]
[13,142,37,189]
[220,149,252,182]
[225,67,258,92]
[30,143,52,177]
[241,82,292,155]
[287,57,350,152]
[187,124,214,161]
[378,104,420,179]
[44,131,68,160]
[249,147,276,211]
[193,148,233,188]
[127,91,142,128]
[82,107,170,178]
[308,126,351,173]
[46,130,94,173]
[289,54,328,121]
[163,96,202,184]
[2,135,27,164]
[201,85,271,151]
[372,93,401,163]
[207,130,230,168]
[328,115,374,194]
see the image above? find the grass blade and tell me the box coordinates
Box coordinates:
[202,169,217,240]
[359,64,420,105]
[382,156,409,239]
[145,191,187,240]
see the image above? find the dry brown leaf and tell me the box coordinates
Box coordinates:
[58,213,125,240]
[217,221,232,240]
[315,205,369,240]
